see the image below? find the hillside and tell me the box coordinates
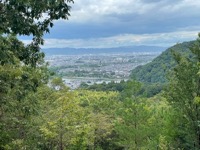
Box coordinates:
[131,41,195,83]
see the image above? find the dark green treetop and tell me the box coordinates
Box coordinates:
[0,0,74,44]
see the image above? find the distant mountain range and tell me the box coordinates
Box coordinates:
[42,45,166,55]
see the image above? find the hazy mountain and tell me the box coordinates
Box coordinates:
[42,45,166,56]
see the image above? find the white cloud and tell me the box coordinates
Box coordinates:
[66,0,200,23]
[22,30,199,49]
[67,0,155,23]
[21,0,200,50]
[159,0,200,15]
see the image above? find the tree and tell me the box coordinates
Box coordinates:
[114,80,173,149]
[115,97,151,149]
[0,0,74,44]
[36,83,87,150]
[0,0,74,148]
[114,81,152,149]
[166,34,200,149]
[0,36,50,148]
[32,86,120,149]
[75,90,120,149]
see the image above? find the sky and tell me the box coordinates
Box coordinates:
[23,0,200,48]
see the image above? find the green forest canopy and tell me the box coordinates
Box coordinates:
[131,41,195,84]
[1,0,200,149]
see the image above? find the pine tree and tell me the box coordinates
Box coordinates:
[166,34,200,149]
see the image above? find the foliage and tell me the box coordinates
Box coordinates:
[165,34,200,149]
[74,90,120,149]
[81,79,164,98]
[0,0,74,44]
[33,83,120,149]
[0,0,74,149]
[114,81,171,149]
[2,0,200,149]
[115,97,152,149]
[0,35,49,149]
[80,80,127,92]
[36,85,87,149]
[131,41,195,84]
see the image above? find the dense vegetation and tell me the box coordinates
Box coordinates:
[1,1,200,149]
[131,41,195,83]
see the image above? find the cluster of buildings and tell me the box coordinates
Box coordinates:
[45,52,158,89]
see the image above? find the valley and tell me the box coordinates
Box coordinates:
[46,51,161,88]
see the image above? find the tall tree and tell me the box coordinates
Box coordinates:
[0,0,74,148]
[166,34,200,149]
[0,35,50,148]
[37,82,86,150]
[74,90,120,149]
[114,81,152,149]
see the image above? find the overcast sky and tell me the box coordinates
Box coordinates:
[24,0,200,48]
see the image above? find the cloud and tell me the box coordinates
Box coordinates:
[21,30,199,49]
[23,0,200,49]
[68,0,154,23]
[67,0,200,23]
[48,0,200,40]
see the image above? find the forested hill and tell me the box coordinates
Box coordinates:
[131,41,195,83]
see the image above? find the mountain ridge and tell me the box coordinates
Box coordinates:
[42,45,166,55]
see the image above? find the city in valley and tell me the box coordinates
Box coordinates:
[45,52,161,89]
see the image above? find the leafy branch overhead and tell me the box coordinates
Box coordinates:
[0,0,74,44]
